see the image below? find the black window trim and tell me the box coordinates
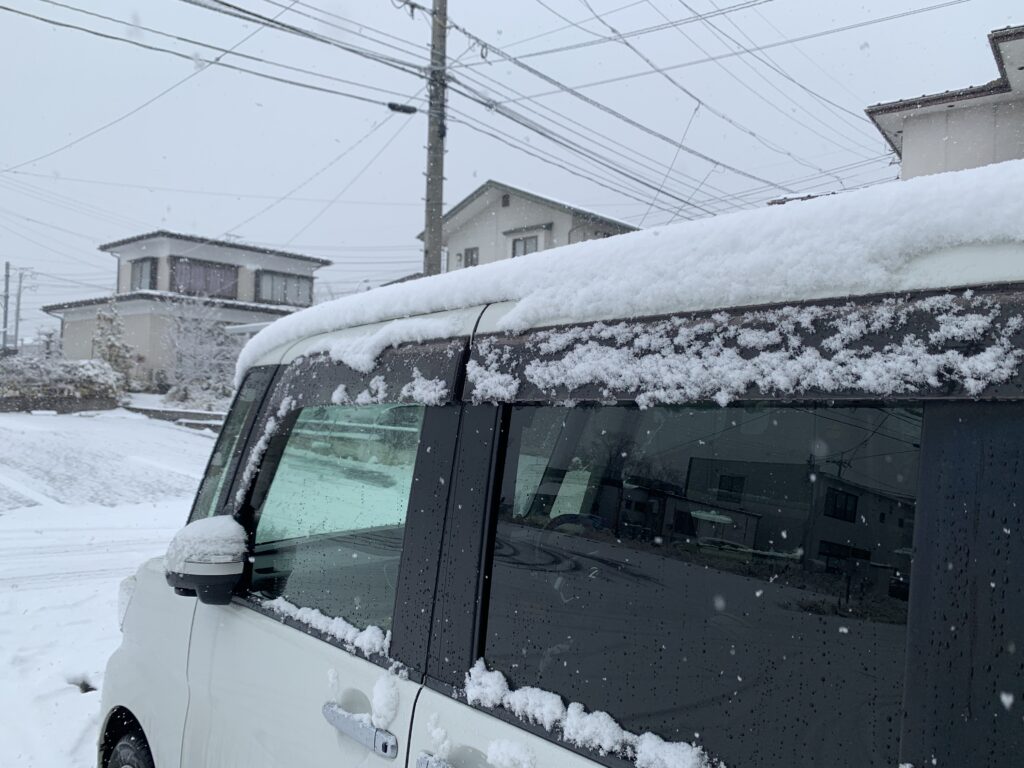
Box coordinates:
[214,340,469,676]
[185,364,279,525]
[426,397,931,768]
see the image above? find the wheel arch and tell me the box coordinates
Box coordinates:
[99,706,152,767]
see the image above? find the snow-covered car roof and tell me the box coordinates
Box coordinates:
[237,158,1024,383]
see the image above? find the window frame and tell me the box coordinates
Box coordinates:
[219,339,468,676]
[255,269,314,307]
[129,257,157,291]
[463,247,479,268]
[511,235,539,258]
[186,365,278,525]
[169,256,239,299]
[427,399,930,768]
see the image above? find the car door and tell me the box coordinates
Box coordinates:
[409,317,930,768]
[180,336,463,768]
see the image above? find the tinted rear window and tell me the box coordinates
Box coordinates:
[484,403,921,767]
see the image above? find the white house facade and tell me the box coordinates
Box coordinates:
[867,25,1024,179]
[422,181,637,272]
[43,231,330,384]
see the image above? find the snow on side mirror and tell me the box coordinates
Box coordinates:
[164,515,247,606]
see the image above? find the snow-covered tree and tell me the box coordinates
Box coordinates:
[92,301,138,384]
[163,297,241,409]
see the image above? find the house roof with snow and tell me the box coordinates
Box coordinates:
[98,230,333,266]
[866,24,1024,156]
[416,180,638,241]
[42,291,295,317]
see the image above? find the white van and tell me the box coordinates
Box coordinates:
[100,160,1024,768]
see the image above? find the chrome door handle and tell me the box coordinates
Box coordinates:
[416,753,453,768]
[322,702,398,760]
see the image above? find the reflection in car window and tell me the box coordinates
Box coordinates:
[486,404,921,768]
[250,404,424,632]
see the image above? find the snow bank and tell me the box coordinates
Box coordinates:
[163,515,246,572]
[237,160,1024,383]
[465,660,717,768]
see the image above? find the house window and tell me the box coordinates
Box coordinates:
[501,193,510,207]
[129,258,156,291]
[256,271,314,307]
[824,487,859,523]
[717,474,745,504]
[463,247,479,268]
[512,235,538,257]
[170,257,238,299]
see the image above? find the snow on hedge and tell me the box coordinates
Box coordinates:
[237,159,1024,383]
[0,356,123,401]
[467,291,1024,406]
[466,659,718,768]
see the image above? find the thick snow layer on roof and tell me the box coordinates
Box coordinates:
[237,159,1024,382]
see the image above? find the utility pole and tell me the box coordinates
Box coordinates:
[1,261,9,352]
[12,269,24,352]
[422,0,448,276]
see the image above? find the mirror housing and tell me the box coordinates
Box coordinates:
[164,516,248,606]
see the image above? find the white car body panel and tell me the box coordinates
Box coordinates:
[408,687,600,768]
[182,599,420,768]
[99,557,196,768]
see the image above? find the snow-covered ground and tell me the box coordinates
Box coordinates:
[0,409,214,768]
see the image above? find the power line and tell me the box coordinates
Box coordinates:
[692,0,874,128]
[640,104,699,226]
[575,0,859,178]
[442,16,793,193]
[8,171,422,205]
[285,117,416,243]
[0,1,295,173]
[473,0,774,64]
[178,0,426,77]
[34,0,427,104]
[500,0,974,101]
[502,0,648,49]
[447,44,754,214]
[0,5,409,144]
[653,0,880,157]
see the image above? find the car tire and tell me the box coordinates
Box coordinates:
[106,733,155,768]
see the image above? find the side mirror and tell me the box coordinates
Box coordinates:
[165,516,247,605]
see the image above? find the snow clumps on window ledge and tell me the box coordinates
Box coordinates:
[264,597,391,659]
[164,515,247,573]
[236,158,1024,384]
[467,291,1024,406]
[465,659,722,768]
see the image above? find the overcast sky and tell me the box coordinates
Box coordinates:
[0,0,1017,338]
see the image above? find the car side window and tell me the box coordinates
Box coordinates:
[484,403,921,768]
[248,403,425,633]
[189,367,275,523]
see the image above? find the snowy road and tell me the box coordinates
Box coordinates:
[0,410,214,768]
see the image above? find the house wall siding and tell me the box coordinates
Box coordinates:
[902,99,1024,178]
[446,197,575,269]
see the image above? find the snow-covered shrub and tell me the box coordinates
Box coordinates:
[163,297,242,411]
[0,355,124,404]
[92,301,141,386]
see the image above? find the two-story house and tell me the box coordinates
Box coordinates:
[866,24,1024,178]
[42,230,330,384]
[420,180,637,272]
